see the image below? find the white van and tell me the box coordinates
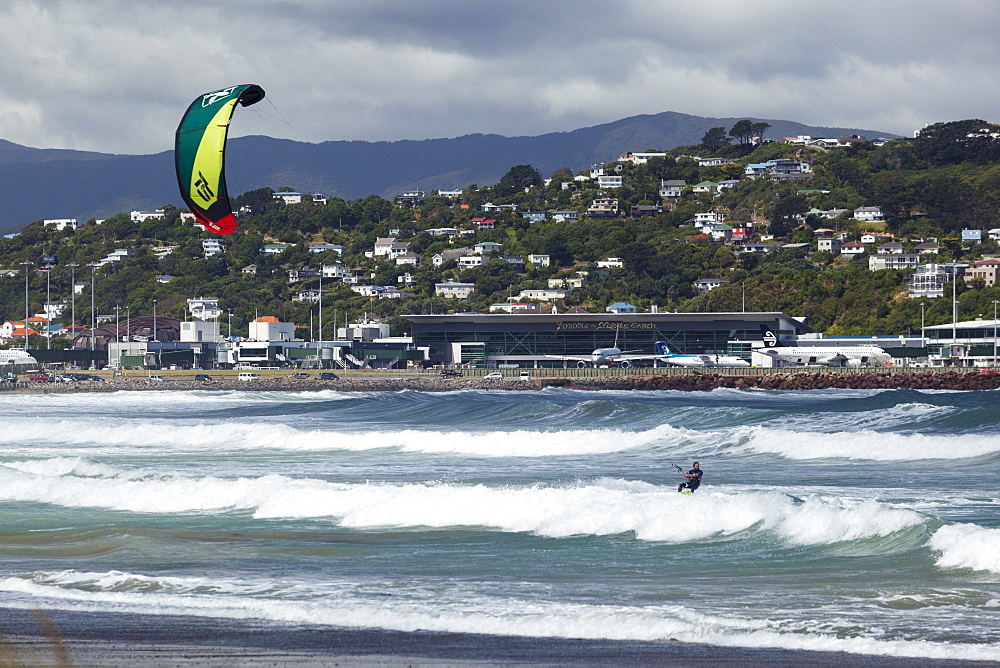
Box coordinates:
[238,372,259,382]
[519,371,531,379]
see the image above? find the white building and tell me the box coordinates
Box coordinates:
[202,239,224,258]
[130,210,165,223]
[869,254,920,271]
[854,206,885,222]
[248,316,296,341]
[44,218,78,231]
[528,254,550,267]
[187,297,223,320]
[435,282,475,299]
[180,320,221,343]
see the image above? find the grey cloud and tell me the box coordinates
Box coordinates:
[2,0,1000,154]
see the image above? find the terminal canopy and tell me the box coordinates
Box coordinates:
[175,84,265,235]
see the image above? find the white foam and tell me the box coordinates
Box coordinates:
[0,466,925,546]
[736,425,1000,461]
[1,418,695,457]
[929,523,1000,574]
[0,569,996,661]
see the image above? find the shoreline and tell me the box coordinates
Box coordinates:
[3,370,1000,394]
[2,607,994,667]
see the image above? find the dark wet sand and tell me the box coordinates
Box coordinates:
[1,608,996,667]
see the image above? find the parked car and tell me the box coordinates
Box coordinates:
[290,372,310,379]
[2,372,17,382]
[238,372,259,382]
[148,375,166,382]
[519,371,531,379]
[319,372,339,380]
[194,374,213,382]
[485,372,503,380]
[29,372,53,382]
[441,369,463,377]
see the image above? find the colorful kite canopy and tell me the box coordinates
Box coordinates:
[175,84,265,235]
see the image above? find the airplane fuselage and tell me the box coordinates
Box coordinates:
[761,346,890,366]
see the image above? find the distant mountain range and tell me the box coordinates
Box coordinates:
[0,111,899,235]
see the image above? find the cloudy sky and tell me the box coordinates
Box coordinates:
[3,0,999,155]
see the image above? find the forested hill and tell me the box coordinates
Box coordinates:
[0,111,893,235]
[2,118,998,344]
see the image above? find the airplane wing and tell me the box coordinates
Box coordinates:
[616,353,673,361]
[543,354,593,362]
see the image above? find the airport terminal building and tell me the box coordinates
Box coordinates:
[403,312,816,367]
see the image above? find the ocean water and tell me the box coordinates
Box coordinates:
[1,386,999,661]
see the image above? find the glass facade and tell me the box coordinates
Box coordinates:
[405,313,812,366]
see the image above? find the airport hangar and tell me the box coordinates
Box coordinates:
[403,312,815,367]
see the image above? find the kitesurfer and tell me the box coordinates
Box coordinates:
[677,461,703,493]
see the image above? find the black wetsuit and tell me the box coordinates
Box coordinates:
[678,468,703,493]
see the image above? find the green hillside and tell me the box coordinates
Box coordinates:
[2,119,1000,345]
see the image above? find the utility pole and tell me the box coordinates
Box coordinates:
[20,261,33,351]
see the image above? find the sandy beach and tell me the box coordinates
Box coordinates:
[3,607,995,667]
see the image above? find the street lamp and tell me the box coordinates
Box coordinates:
[19,261,33,351]
[152,299,158,343]
[993,300,999,367]
[68,263,79,348]
[89,264,99,365]
[44,261,51,349]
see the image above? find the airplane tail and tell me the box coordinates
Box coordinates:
[759,324,780,348]
[655,341,672,356]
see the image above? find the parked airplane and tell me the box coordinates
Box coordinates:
[654,342,750,367]
[0,349,38,365]
[545,329,667,368]
[758,325,891,367]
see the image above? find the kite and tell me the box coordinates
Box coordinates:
[175,84,265,234]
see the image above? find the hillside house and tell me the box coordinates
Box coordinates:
[854,206,885,222]
[909,264,966,298]
[817,238,842,254]
[187,298,222,320]
[877,242,905,254]
[966,259,1000,287]
[587,198,619,217]
[44,218,78,231]
[549,211,579,222]
[606,302,637,314]
[518,289,567,301]
[869,254,919,271]
[432,248,472,266]
[528,254,550,267]
[597,175,623,188]
[596,258,624,269]
[840,241,868,256]
[619,152,667,164]
[914,242,941,255]
[474,241,503,255]
[130,210,165,222]
[308,244,347,255]
[435,282,475,299]
[694,278,725,294]
[260,243,293,255]
[962,229,983,244]
[630,205,663,218]
[659,180,686,198]
[202,239,223,258]
[272,192,303,205]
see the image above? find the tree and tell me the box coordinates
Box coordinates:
[495,165,543,198]
[700,127,730,152]
[729,120,755,146]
